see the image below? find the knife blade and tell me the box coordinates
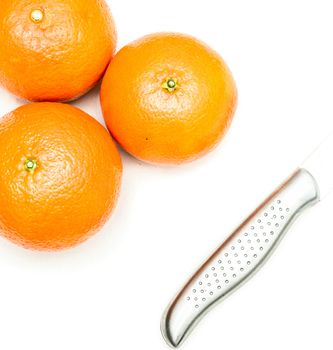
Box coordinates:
[161,134,333,348]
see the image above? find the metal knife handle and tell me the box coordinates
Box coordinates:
[161,168,320,348]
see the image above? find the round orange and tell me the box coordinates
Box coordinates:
[0,103,122,251]
[100,32,237,165]
[0,0,116,102]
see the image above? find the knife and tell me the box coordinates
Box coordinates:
[161,134,333,348]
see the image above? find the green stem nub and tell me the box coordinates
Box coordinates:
[25,159,38,173]
[162,78,178,93]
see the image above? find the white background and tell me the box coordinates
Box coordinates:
[0,0,333,349]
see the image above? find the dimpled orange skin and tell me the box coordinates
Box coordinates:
[0,0,116,102]
[0,103,122,251]
[100,33,237,165]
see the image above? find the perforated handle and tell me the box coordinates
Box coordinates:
[161,169,320,348]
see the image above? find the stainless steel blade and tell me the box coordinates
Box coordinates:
[161,133,333,348]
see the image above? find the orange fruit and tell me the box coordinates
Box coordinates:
[0,103,122,251]
[100,32,237,165]
[0,0,116,102]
